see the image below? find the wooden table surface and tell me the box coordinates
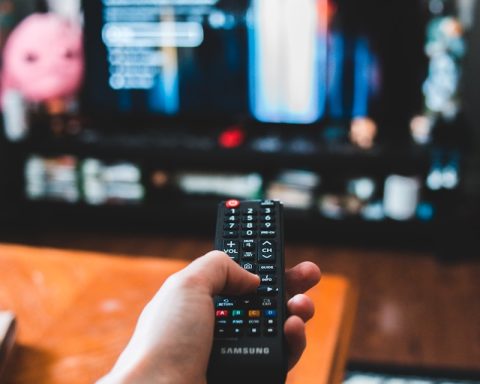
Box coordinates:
[0,243,357,384]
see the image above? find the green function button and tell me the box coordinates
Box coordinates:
[231,310,245,317]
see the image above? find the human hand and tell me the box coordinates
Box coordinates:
[98,251,321,384]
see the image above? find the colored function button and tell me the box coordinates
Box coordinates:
[216,310,229,317]
[232,310,244,317]
[226,199,240,208]
[248,310,261,318]
[264,309,277,317]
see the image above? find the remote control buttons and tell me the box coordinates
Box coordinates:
[257,286,278,295]
[258,240,275,263]
[241,261,255,273]
[216,297,236,308]
[223,240,239,258]
[226,199,240,208]
[214,200,281,340]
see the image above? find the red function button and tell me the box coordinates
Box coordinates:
[225,199,240,208]
[216,310,229,318]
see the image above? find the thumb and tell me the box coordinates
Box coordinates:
[185,250,260,296]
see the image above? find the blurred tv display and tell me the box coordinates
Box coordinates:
[82,0,430,132]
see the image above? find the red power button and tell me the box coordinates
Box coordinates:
[225,199,240,208]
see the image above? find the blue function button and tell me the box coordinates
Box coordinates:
[264,309,277,318]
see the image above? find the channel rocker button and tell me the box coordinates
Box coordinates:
[258,240,275,263]
[225,199,240,208]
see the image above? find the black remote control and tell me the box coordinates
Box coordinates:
[207,199,287,384]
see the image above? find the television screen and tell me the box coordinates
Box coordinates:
[82,0,429,131]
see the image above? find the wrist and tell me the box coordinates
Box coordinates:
[98,354,202,384]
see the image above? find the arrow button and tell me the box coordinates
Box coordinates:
[258,242,275,263]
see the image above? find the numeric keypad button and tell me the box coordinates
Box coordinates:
[223,230,238,238]
[242,222,256,230]
[242,215,256,223]
[241,230,257,238]
[261,222,275,230]
[225,215,239,223]
[242,207,257,215]
[224,222,239,230]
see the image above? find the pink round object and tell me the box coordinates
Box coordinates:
[2,13,84,102]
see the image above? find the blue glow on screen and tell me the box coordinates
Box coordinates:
[95,0,380,124]
[249,0,328,124]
